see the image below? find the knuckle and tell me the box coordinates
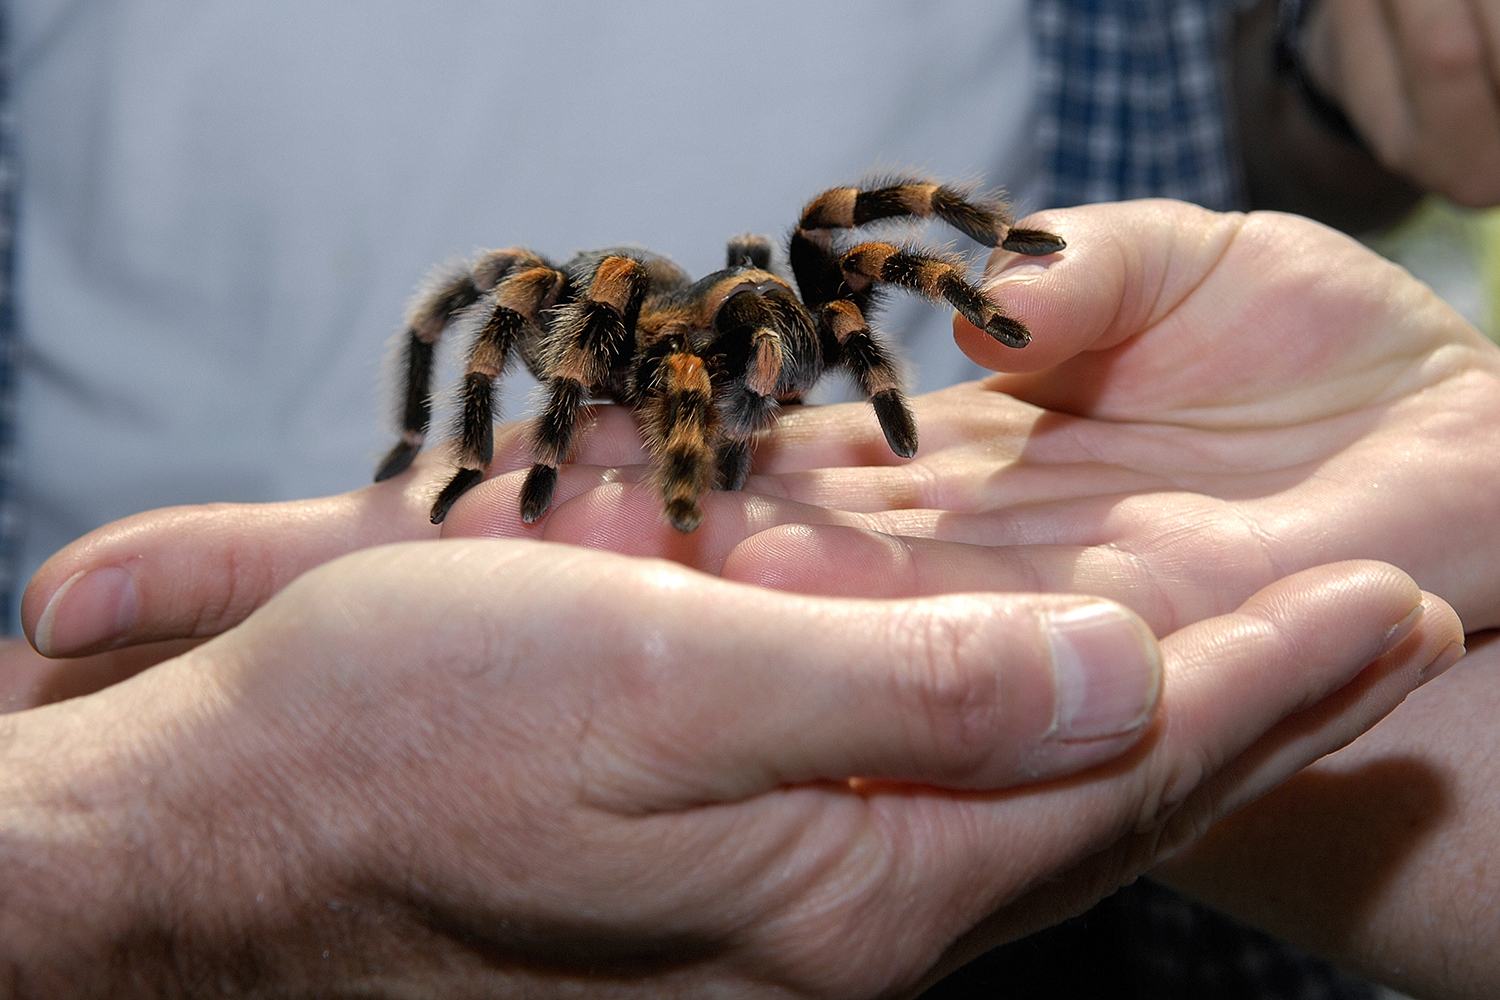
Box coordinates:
[891,601,1005,778]
[1445,156,1500,207]
[1412,22,1484,79]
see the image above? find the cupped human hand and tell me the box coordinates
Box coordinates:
[24,200,1500,671]
[705,200,1500,635]
[0,542,1460,997]
[1303,0,1500,207]
[12,402,653,665]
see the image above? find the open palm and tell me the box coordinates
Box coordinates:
[472,200,1500,636]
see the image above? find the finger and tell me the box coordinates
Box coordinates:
[437,461,653,539]
[248,541,1167,801]
[1165,590,1464,831]
[950,200,1245,375]
[593,558,1432,810]
[445,469,867,574]
[963,205,1454,424]
[1477,0,1500,87]
[0,636,203,712]
[1318,0,1415,165]
[747,380,1050,477]
[762,560,1450,974]
[488,403,649,472]
[1377,0,1500,204]
[20,406,651,659]
[721,501,1278,636]
[1015,562,1446,868]
[22,483,438,657]
[1141,561,1442,817]
[548,570,1166,807]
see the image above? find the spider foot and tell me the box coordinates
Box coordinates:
[1001,228,1066,256]
[520,465,559,523]
[871,389,917,458]
[715,440,752,491]
[375,440,422,482]
[430,467,484,524]
[665,497,704,533]
[984,314,1032,348]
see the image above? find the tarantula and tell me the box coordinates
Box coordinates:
[374,177,1064,531]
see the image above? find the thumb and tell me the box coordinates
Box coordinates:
[21,489,436,657]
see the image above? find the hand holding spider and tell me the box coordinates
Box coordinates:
[11,195,1495,997]
[21,200,1500,656]
[0,538,1458,996]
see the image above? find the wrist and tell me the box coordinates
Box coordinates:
[0,655,327,997]
[0,702,155,995]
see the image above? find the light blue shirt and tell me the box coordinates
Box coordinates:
[13,0,1036,611]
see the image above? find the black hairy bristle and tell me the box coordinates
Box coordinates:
[930,186,1002,246]
[458,372,495,467]
[519,465,559,523]
[375,440,421,482]
[665,498,704,533]
[398,333,436,434]
[726,234,774,270]
[716,440,752,490]
[985,314,1032,348]
[430,467,485,524]
[1002,228,1066,256]
[871,390,917,458]
[852,186,913,226]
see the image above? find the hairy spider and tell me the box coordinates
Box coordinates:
[374,176,1064,532]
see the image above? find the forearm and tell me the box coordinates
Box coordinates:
[1157,630,1500,999]
[1232,0,1422,233]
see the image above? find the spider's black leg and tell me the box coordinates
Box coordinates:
[725,233,776,270]
[376,249,550,482]
[519,255,649,523]
[797,177,1064,254]
[820,299,917,458]
[840,242,1031,348]
[636,334,719,532]
[709,291,787,490]
[429,264,567,524]
[375,269,481,482]
[786,217,916,458]
[712,326,779,490]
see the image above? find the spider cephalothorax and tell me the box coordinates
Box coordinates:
[374,176,1064,531]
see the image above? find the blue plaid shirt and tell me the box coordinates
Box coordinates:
[998,5,1390,999]
[1034,0,1244,210]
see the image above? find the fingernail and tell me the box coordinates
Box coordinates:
[33,567,138,657]
[1378,605,1424,656]
[1047,604,1161,741]
[1419,641,1466,684]
[982,260,1051,295]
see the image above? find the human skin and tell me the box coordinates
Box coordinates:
[727,200,1500,995]
[1305,0,1500,208]
[1,541,1459,997]
[1157,629,1500,1000]
[1233,0,1500,230]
